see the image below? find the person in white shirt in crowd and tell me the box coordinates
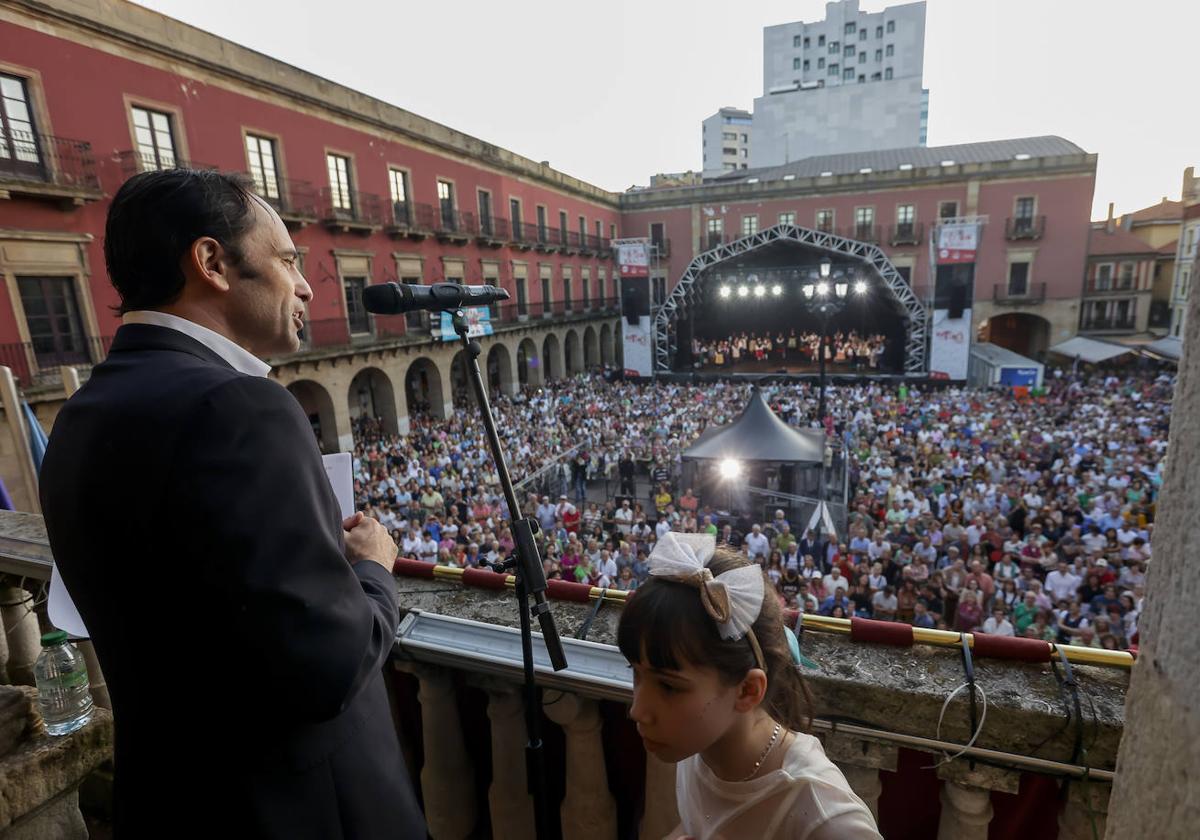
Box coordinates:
[1045,560,1083,604]
[745,524,771,562]
[823,566,849,595]
[980,606,1015,636]
[614,499,634,536]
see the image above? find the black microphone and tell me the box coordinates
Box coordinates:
[362,282,510,314]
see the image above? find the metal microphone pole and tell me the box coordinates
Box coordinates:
[448,308,567,840]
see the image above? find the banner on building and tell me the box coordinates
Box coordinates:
[617,240,650,278]
[936,223,979,265]
[622,316,653,377]
[437,306,493,341]
[930,308,971,380]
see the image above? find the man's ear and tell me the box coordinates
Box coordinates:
[733,668,768,713]
[186,236,232,293]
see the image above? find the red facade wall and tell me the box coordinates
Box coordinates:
[623,174,1094,304]
[0,20,620,342]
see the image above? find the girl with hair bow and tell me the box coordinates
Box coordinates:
[618,532,881,840]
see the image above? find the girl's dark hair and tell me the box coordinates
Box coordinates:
[104,168,259,314]
[617,547,814,733]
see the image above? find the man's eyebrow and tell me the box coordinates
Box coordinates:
[278,248,300,259]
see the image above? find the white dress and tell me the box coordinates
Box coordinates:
[677,732,882,840]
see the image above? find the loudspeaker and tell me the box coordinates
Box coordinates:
[949,283,967,319]
[622,278,649,326]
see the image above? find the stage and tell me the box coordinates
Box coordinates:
[692,357,888,375]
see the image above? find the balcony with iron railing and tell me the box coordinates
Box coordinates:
[1079,315,1138,333]
[1006,215,1046,241]
[650,238,670,257]
[993,282,1048,305]
[318,187,387,234]
[509,221,538,251]
[434,208,473,245]
[472,214,511,247]
[888,221,925,247]
[385,201,437,240]
[0,131,103,204]
[1084,278,1138,296]
[116,150,220,182]
[0,335,114,389]
[248,175,320,228]
[285,298,621,358]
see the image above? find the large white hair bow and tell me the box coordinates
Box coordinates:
[648,532,765,645]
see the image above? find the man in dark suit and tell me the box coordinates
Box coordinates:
[39,170,426,838]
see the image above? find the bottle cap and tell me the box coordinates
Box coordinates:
[40,630,69,647]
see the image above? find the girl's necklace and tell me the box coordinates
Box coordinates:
[738,721,783,782]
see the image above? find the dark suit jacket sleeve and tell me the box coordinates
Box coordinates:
[166,375,397,724]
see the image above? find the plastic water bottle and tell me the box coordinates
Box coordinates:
[34,630,94,736]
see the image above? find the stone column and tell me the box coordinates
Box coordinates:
[542,691,617,840]
[936,781,993,840]
[415,666,476,839]
[331,398,355,455]
[485,683,534,840]
[1106,276,1200,836]
[822,734,897,823]
[1,586,41,686]
[640,751,678,840]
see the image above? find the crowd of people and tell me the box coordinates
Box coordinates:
[692,329,889,370]
[352,365,1171,651]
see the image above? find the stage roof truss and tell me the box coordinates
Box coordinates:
[652,224,929,375]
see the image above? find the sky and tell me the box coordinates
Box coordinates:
[133,0,1197,220]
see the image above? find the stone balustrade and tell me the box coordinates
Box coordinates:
[0,510,1125,838]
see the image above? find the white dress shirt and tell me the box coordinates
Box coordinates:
[123,310,271,377]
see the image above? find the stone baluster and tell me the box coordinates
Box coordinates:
[937,781,993,840]
[822,733,897,823]
[415,665,477,839]
[542,691,617,840]
[77,640,111,709]
[0,603,10,683]
[640,751,679,840]
[1058,781,1110,840]
[484,682,534,840]
[935,763,1017,840]
[1,585,41,686]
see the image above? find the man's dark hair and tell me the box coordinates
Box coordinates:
[104,169,259,314]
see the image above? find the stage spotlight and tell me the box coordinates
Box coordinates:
[753,285,766,297]
[718,458,742,479]
[854,280,868,295]
[737,285,750,297]
[719,285,732,298]
[772,284,783,296]
[816,281,830,297]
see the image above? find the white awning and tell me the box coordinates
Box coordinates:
[1047,336,1134,364]
[1143,336,1183,361]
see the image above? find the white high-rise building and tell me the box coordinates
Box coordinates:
[701,107,754,178]
[748,0,928,168]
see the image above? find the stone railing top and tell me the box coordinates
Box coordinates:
[393,572,1129,773]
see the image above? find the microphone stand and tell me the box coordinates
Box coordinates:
[447,308,567,840]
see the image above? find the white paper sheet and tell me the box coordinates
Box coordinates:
[322,452,354,520]
[48,453,357,639]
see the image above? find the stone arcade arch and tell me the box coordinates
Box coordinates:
[405,357,446,419]
[542,333,563,381]
[599,323,614,366]
[583,325,599,369]
[449,349,477,407]
[979,312,1052,360]
[517,337,541,387]
[347,367,399,436]
[286,380,339,453]
[485,342,514,397]
[564,328,582,375]
[653,223,928,375]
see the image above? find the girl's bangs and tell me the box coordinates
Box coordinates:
[617,578,715,672]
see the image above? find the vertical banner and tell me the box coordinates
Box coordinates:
[617,240,650,277]
[930,309,972,380]
[619,276,652,377]
[936,223,979,264]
